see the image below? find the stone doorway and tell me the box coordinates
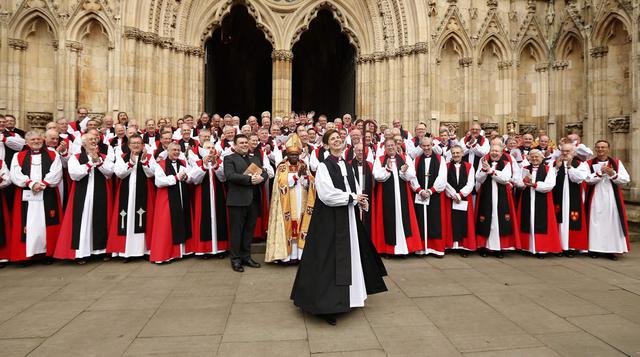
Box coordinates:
[204,5,272,121]
[292,9,356,120]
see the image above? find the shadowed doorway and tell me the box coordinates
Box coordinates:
[204,5,272,121]
[292,9,356,120]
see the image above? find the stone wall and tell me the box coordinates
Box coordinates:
[0,0,638,197]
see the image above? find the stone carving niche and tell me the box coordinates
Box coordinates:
[26,112,53,130]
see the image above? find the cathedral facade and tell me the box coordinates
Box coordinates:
[0,0,638,197]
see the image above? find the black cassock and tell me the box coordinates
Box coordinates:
[291,156,387,315]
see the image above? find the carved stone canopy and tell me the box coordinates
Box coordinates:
[607,116,630,134]
[565,122,583,137]
[26,112,53,130]
[480,122,499,132]
[439,121,461,136]
[519,123,538,135]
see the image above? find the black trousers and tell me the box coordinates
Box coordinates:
[228,203,259,262]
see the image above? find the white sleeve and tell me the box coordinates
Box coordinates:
[576,144,593,161]
[460,166,475,197]
[10,155,29,187]
[534,166,556,193]
[187,162,207,185]
[4,136,25,151]
[97,156,114,178]
[263,153,274,179]
[399,156,416,182]
[42,153,63,186]
[0,162,10,188]
[309,151,320,172]
[491,162,512,185]
[114,155,133,179]
[315,163,354,207]
[372,158,391,182]
[612,161,631,185]
[473,139,490,157]
[141,155,156,177]
[568,162,589,184]
[154,163,177,187]
[432,158,448,193]
[68,155,90,181]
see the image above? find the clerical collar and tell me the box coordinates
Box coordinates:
[423,153,432,158]
[327,154,342,163]
[31,149,41,154]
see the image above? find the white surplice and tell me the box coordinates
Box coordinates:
[68,154,114,258]
[475,161,513,251]
[585,160,631,253]
[188,160,226,254]
[112,154,156,257]
[372,155,416,255]
[10,150,62,257]
[315,161,366,308]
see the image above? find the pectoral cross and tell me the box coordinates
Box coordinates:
[136,208,146,227]
[119,210,127,230]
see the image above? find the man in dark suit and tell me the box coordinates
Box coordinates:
[223,134,269,272]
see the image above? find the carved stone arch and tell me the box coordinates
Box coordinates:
[8,7,59,42]
[477,35,509,65]
[67,11,116,48]
[188,0,277,48]
[475,9,509,52]
[555,30,583,60]
[517,37,547,64]
[435,32,471,63]
[591,11,632,47]
[286,1,366,55]
[433,6,472,62]
[515,15,549,62]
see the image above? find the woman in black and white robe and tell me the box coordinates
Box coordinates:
[291,129,387,325]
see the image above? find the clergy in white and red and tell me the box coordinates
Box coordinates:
[371,138,422,255]
[215,126,236,157]
[188,144,229,256]
[516,150,561,256]
[107,135,156,258]
[9,132,63,262]
[475,145,521,255]
[410,137,448,256]
[55,133,114,262]
[349,143,374,239]
[552,143,589,254]
[0,159,12,263]
[443,145,476,255]
[462,123,490,173]
[150,142,193,263]
[585,140,631,258]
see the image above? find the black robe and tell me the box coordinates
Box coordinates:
[291,157,387,315]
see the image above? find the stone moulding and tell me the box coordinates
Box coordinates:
[26,112,53,130]
[123,26,204,57]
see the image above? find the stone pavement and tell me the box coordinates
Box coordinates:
[2,244,640,357]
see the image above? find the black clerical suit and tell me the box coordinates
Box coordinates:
[223,151,269,264]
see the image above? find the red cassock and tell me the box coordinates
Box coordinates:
[252,148,270,241]
[443,161,477,251]
[517,164,562,253]
[0,160,12,260]
[107,153,156,255]
[149,159,193,262]
[475,155,521,250]
[371,154,423,254]
[10,150,63,261]
[188,159,230,254]
[54,152,113,260]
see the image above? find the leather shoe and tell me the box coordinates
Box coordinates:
[243,258,261,268]
[231,261,244,272]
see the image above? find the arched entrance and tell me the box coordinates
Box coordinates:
[292,9,356,120]
[204,5,272,120]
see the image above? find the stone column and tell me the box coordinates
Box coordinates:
[415,42,429,124]
[459,56,473,127]
[551,60,568,139]
[607,116,630,163]
[271,50,293,117]
[589,46,608,144]
[65,41,83,118]
[535,62,551,138]
[7,39,28,121]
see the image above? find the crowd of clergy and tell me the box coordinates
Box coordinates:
[0,107,632,268]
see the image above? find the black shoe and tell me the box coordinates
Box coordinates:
[243,258,261,268]
[321,314,337,326]
[589,252,599,259]
[200,255,212,260]
[495,252,504,259]
[0,262,6,268]
[565,250,575,258]
[607,254,618,261]
[42,257,53,265]
[123,257,132,263]
[102,255,111,262]
[480,251,488,257]
[231,261,244,272]
[537,254,545,259]
[76,259,87,265]
[459,251,468,258]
